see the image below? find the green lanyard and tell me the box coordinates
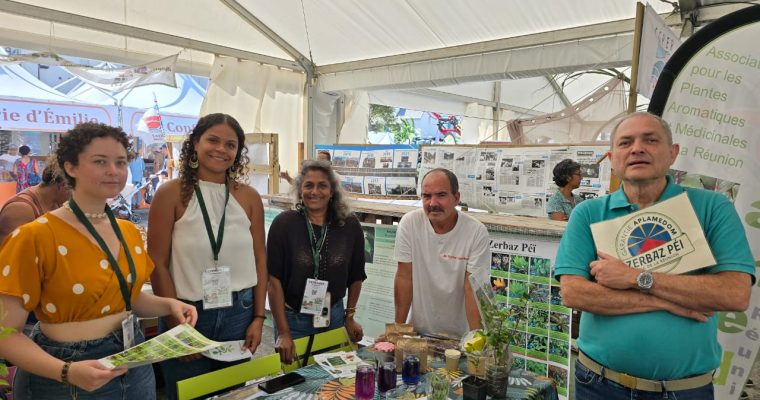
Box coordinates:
[303,210,328,279]
[194,183,229,268]
[68,199,136,311]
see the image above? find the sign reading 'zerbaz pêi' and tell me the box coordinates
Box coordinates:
[591,193,716,275]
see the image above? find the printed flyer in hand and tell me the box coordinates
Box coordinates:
[98,324,221,369]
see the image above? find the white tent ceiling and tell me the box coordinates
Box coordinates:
[0,0,754,155]
[0,0,681,75]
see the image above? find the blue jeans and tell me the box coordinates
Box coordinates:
[14,322,155,400]
[131,181,142,207]
[574,359,714,400]
[274,301,345,339]
[158,287,255,400]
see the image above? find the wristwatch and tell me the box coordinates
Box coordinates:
[637,271,654,292]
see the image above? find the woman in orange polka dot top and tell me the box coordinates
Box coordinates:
[0,123,198,399]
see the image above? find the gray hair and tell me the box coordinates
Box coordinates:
[609,112,673,147]
[291,160,352,222]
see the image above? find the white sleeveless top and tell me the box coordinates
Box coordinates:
[170,180,257,301]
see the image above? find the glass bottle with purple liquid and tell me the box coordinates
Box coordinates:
[378,361,397,395]
[355,364,376,400]
[402,354,421,386]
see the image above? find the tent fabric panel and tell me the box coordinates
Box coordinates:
[9,0,292,61]
[239,0,673,65]
[317,34,633,92]
[200,56,305,193]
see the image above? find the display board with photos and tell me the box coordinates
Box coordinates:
[355,223,571,400]
[418,144,613,217]
[315,144,419,198]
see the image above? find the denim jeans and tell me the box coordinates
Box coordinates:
[274,301,345,340]
[158,287,255,400]
[131,181,142,206]
[14,322,155,400]
[574,359,714,400]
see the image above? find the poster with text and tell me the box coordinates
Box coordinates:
[649,7,760,398]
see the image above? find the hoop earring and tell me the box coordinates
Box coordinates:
[189,153,199,169]
[228,168,237,180]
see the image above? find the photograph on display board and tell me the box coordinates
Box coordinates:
[550,311,570,335]
[479,150,498,162]
[333,150,361,167]
[529,257,552,279]
[394,150,417,169]
[579,162,600,179]
[671,169,740,201]
[360,150,377,168]
[509,255,529,277]
[378,150,394,169]
[385,177,416,196]
[363,176,386,196]
[340,175,363,194]
[422,150,436,165]
[528,308,549,330]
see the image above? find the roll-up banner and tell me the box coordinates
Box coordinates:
[649,6,760,399]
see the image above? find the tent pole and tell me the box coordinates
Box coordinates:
[627,2,645,114]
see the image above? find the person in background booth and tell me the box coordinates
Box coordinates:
[279,150,332,184]
[129,146,146,209]
[12,145,40,193]
[555,112,754,399]
[267,160,366,364]
[393,168,490,337]
[0,162,70,243]
[0,122,196,399]
[546,159,584,221]
[148,113,268,400]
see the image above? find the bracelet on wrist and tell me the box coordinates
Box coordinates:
[253,315,266,320]
[61,361,72,385]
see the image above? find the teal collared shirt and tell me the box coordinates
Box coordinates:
[553,175,755,380]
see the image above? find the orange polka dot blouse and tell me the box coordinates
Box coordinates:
[0,213,154,323]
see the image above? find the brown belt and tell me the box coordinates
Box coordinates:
[578,351,713,392]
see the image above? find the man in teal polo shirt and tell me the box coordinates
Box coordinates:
[554,112,755,399]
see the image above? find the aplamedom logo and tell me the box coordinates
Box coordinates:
[615,212,696,273]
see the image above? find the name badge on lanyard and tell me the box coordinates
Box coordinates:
[202,266,233,309]
[122,313,137,349]
[301,278,328,315]
[195,183,232,310]
[301,210,331,327]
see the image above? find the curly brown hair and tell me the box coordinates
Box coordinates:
[178,113,249,205]
[56,122,132,188]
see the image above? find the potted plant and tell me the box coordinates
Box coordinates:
[462,277,529,399]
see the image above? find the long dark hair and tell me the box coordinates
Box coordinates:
[178,113,249,205]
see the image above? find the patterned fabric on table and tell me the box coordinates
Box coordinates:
[216,350,558,400]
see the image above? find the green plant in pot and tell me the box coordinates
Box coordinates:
[463,276,530,399]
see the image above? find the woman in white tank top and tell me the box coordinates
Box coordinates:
[147,113,269,400]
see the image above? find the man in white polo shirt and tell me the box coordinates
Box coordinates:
[394,168,490,337]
